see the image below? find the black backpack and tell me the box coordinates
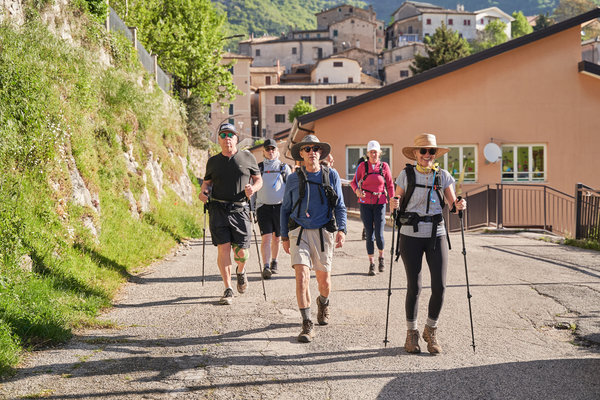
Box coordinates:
[290,165,338,230]
[395,164,450,258]
[258,161,287,183]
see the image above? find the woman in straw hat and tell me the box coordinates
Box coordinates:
[391,133,466,355]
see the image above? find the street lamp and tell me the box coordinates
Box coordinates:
[253,120,259,138]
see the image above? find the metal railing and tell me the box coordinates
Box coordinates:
[107,8,172,93]
[575,183,600,241]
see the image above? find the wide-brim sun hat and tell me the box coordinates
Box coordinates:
[290,134,331,161]
[402,133,450,161]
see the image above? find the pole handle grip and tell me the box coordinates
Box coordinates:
[457,196,463,219]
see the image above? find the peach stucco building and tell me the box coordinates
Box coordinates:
[286,9,600,198]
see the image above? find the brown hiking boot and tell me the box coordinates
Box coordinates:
[378,257,385,272]
[423,325,442,355]
[297,320,315,343]
[236,268,247,294]
[316,296,330,326]
[404,329,421,354]
[368,263,376,276]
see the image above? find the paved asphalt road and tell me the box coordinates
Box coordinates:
[1,216,599,399]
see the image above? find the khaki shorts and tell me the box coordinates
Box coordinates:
[289,227,334,272]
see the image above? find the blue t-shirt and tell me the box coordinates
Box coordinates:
[281,167,347,237]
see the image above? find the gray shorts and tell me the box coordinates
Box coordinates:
[289,227,334,272]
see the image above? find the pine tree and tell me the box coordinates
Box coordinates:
[409,22,471,75]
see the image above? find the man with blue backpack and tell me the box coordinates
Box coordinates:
[281,135,347,343]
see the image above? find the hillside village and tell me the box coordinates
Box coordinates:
[210,1,525,142]
[211,1,600,152]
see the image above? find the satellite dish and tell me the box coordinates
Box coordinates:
[483,143,502,163]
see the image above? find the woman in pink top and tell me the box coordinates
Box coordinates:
[351,140,395,276]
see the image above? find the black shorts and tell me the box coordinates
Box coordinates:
[256,204,282,237]
[208,202,251,248]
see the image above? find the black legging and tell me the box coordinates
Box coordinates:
[399,234,448,322]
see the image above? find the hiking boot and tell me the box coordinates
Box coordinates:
[236,268,248,294]
[316,296,330,326]
[378,257,385,273]
[368,263,376,276]
[297,320,315,343]
[219,288,234,305]
[404,329,421,354]
[262,265,272,280]
[270,259,278,274]
[423,325,442,355]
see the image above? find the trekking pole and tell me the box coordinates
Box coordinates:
[249,201,267,301]
[457,196,476,352]
[202,201,207,286]
[383,205,398,347]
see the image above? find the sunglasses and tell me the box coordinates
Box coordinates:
[301,145,321,153]
[419,148,437,156]
[265,146,276,151]
[219,132,235,139]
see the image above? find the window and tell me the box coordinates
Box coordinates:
[333,29,338,37]
[501,145,546,182]
[323,77,329,83]
[426,18,431,25]
[326,95,337,105]
[301,96,311,104]
[481,18,484,24]
[408,26,413,33]
[346,96,354,100]
[439,146,477,182]
[346,145,392,180]
[400,70,409,77]
[448,18,453,25]
[274,96,285,105]
[348,77,353,83]
[333,61,343,67]
[464,19,471,26]
[292,47,297,55]
[369,58,374,65]
[395,55,402,62]
[255,49,261,56]
[228,118,234,124]
[275,114,286,123]
[265,76,271,85]
[228,104,234,115]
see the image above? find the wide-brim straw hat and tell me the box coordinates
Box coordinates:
[290,134,331,161]
[402,133,450,161]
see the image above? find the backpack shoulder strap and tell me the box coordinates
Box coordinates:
[258,161,264,175]
[280,163,287,183]
[400,164,416,213]
[321,165,331,187]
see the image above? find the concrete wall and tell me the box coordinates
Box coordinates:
[311,58,361,84]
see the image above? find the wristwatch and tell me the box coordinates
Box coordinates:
[338,228,347,234]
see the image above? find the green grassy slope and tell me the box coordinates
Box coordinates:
[0,6,203,374]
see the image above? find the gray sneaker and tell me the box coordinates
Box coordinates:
[236,268,248,293]
[270,259,278,274]
[219,288,234,305]
[297,320,315,343]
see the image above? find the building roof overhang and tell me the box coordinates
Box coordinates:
[579,60,600,79]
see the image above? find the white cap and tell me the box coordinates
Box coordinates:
[367,140,381,152]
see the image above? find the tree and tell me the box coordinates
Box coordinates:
[553,0,598,22]
[410,23,471,74]
[533,13,555,31]
[288,100,316,123]
[111,0,239,104]
[471,20,509,53]
[511,11,533,38]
